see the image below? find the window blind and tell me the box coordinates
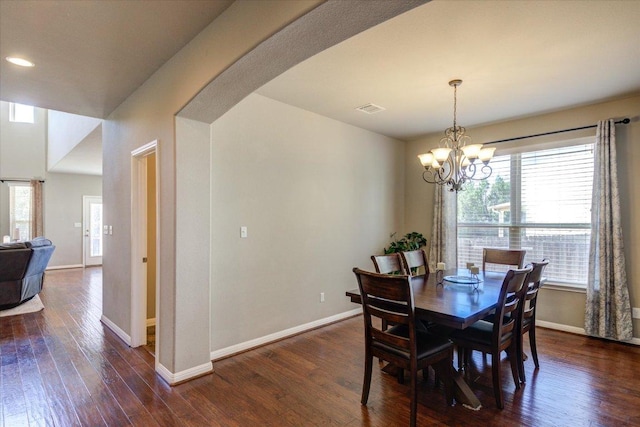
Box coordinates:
[457,141,594,285]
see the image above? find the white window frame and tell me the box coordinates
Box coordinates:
[9,102,35,123]
[457,136,594,289]
[9,183,33,241]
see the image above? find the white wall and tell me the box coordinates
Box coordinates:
[209,93,404,351]
[102,0,325,377]
[47,110,102,169]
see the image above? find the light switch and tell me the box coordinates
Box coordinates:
[240,226,248,238]
[104,225,109,235]
[109,225,113,235]
[74,222,82,228]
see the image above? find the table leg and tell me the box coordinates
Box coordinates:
[382,363,482,410]
[452,370,482,410]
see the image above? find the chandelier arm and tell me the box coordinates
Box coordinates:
[467,164,493,181]
[422,170,447,185]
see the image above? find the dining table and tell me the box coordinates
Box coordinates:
[345,268,508,410]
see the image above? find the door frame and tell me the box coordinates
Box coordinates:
[82,195,103,266]
[131,140,158,360]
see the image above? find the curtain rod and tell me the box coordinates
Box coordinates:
[0,178,45,183]
[484,118,631,146]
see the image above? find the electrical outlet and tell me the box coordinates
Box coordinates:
[320,292,325,303]
[633,307,640,319]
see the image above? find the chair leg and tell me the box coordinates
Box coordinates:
[491,352,504,409]
[509,344,521,391]
[410,366,418,427]
[517,333,526,384]
[361,353,373,405]
[529,325,540,368]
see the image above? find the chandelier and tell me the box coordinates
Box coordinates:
[417,80,495,192]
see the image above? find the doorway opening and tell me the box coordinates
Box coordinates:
[131,141,158,362]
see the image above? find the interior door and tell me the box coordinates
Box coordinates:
[83,195,103,266]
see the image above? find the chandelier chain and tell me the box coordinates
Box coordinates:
[452,83,457,132]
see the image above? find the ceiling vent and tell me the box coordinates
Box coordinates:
[355,103,386,114]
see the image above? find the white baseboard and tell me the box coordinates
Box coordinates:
[146,318,156,327]
[537,320,640,345]
[156,361,213,385]
[46,264,84,270]
[100,315,132,346]
[211,308,361,361]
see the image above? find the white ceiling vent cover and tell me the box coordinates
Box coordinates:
[356,103,386,114]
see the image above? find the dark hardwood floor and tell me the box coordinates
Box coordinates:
[1,267,640,426]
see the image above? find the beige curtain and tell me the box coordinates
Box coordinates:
[585,120,633,341]
[30,179,44,238]
[427,185,457,272]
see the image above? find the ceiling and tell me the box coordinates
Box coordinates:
[0,0,233,118]
[257,0,640,141]
[1,0,639,176]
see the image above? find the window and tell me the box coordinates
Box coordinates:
[457,139,594,286]
[9,102,35,123]
[9,184,33,241]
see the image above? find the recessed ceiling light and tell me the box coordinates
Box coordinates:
[6,57,35,67]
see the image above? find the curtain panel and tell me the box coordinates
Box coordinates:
[428,185,457,272]
[584,119,633,341]
[30,179,44,239]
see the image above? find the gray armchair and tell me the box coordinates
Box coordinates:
[0,237,55,309]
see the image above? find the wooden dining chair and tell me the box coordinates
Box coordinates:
[371,253,406,275]
[400,249,429,276]
[517,259,549,383]
[482,248,526,272]
[371,254,406,331]
[353,268,454,427]
[449,266,532,409]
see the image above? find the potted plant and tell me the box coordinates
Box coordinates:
[383,232,427,254]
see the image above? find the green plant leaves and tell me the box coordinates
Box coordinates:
[383,232,427,254]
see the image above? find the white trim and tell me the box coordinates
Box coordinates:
[156,361,213,386]
[131,140,158,349]
[211,309,361,361]
[536,320,586,336]
[146,318,156,327]
[46,264,84,270]
[131,140,158,157]
[101,315,131,346]
[537,320,640,346]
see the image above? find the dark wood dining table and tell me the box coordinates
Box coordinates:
[345,268,507,410]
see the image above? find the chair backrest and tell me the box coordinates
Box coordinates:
[353,268,417,358]
[400,249,429,276]
[482,248,526,272]
[371,253,406,275]
[522,259,549,324]
[492,267,532,344]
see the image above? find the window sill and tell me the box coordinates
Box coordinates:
[541,281,586,294]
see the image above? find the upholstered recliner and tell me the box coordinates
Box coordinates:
[0,237,55,309]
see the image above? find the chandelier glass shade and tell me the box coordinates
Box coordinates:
[418,80,495,192]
